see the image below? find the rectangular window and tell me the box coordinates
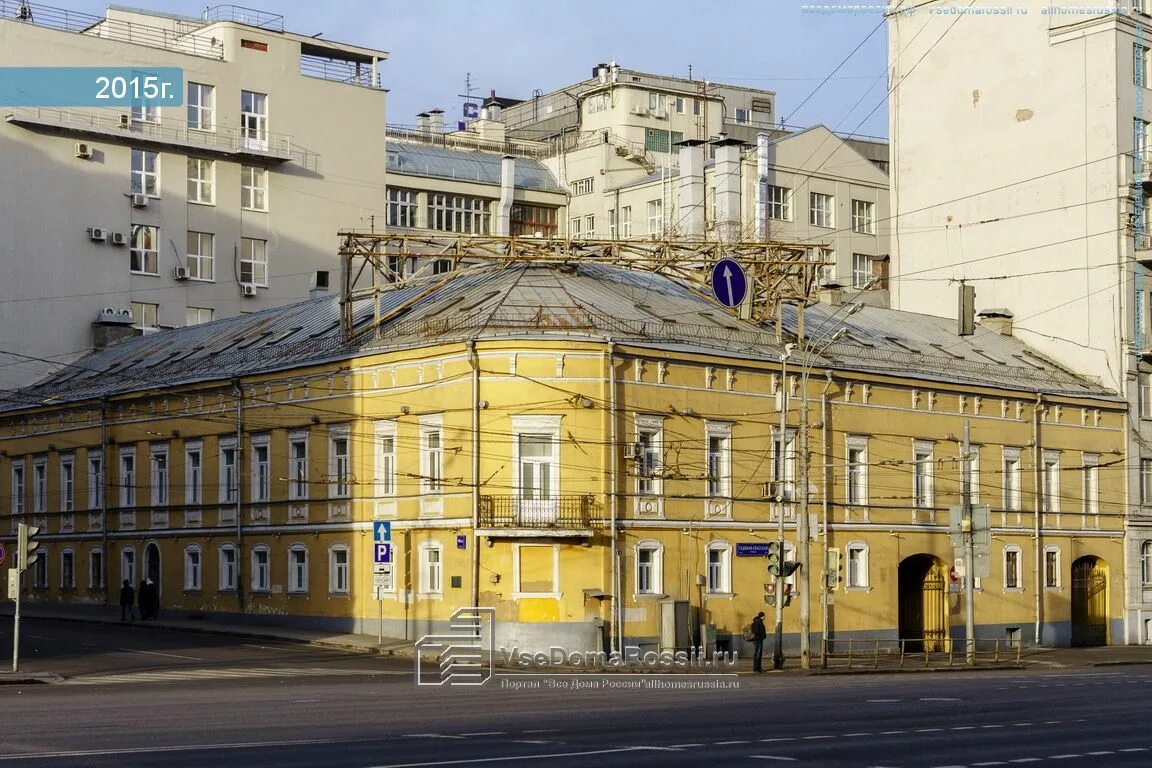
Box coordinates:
[569,217,581,239]
[220,442,238,504]
[252,441,270,503]
[510,205,559,237]
[289,434,308,501]
[240,237,268,286]
[241,165,268,211]
[61,550,75,589]
[186,307,214,326]
[329,429,350,499]
[570,178,594,196]
[1043,452,1061,514]
[185,445,202,505]
[810,192,833,228]
[1044,548,1060,588]
[1083,454,1099,523]
[1142,459,1152,505]
[185,548,202,590]
[964,445,981,505]
[32,458,46,514]
[130,301,158,329]
[913,441,934,508]
[1003,448,1022,512]
[219,546,237,590]
[428,193,490,233]
[33,554,46,589]
[675,96,686,114]
[150,447,168,507]
[1137,117,1150,166]
[648,92,667,116]
[288,547,308,593]
[186,231,215,281]
[251,548,269,591]
[772,429,797,501]
[643,128,683,154]
[846,543,868,588]
[130,225,159,274]
[1139,44,1151,88]
[620,206,632,239]
[422,420,443,493]
[11,461,23,516]
[130,149,159,196]
[120,451,136,507]
[187,158,215,204]
[584,214,595,237]
[121,548,136,587]
[60,456,74,512]
[706,544,730,593]
[846,438,868,506]
[518,434,555,500]
[851,199,875,234]
[330,547,349,594]
[1141,373,1152,419]
[851,254,873,288]
[586,92,610,114]
[766,185,792,221]
[387,188,417,228]
[240,90,269,151]
[734,107,750,124]
[375,422,396,497]
[636,418,663,497]
[131,100,159,124]
[705,424,732,498]
[87,452,102,510]
[1004,548,1021,589]
[636,544,661,594]
[187,82,215,130]
[89,549,104,589]
[647,199,663,235]
[420,544,442,595]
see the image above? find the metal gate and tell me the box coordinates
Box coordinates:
[1071,557,1107,647]
[922,574,948,652]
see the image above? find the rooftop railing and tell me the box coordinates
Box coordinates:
[301,54,379,88]
[200,4,283,31]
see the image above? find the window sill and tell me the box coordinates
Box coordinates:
[60,586,77,592]
[634,593,667,601]
[1045,586,1063,592]
[241,206,269,214]
[1003,587,1025,593]
[188,200,216,207]
[130,272,161,278]
[845,586,871,593]
[287,590,309,597]
[217,589,237,594]
[250,589,271,595]
[327,592,350,599]
[183,589,202,595]
[704,591,733,600]
[416,592,443,600]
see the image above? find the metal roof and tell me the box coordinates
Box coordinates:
[386,142,564,193]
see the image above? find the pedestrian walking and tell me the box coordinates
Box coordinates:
[750,611,767,673]
[119,579,135,622]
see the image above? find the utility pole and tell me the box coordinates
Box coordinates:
[797,332,811,670]
[962,420,975,666]
[772,345,794,671]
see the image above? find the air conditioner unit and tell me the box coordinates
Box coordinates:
[630,105,647,116]
[1137,234,1152,252]
[130,194,148,208]
[110,232,128,247]
[240,283,258,297]
[623,442,641,459]
[173,266,190,281]
[75,142,93,159]
[88,227,107,242]
[119,114,130,128]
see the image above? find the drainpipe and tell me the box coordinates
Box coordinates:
[819,372,834,668]
[1033,393,1044,646]
[99,398,109,606]
[608,340,621,653]
[233,379,246,614]
[469,339,481,612]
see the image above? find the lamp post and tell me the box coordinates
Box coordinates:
[771,343,795,671]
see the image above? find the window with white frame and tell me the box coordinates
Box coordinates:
[515,544,558,596]
[219,545,237,591]
[186,307,214,326]
[706,541,731,593]
[122,547,136,586]
[387,187,416,228]
[1143,459,1152,505]
[240,237,268,287]
[87,451,102,510]
[187,82,214,130]
[1083,454,1099,523]
[419,542,442,595]
[705,422,732,498]
[240,90,268,151]
[288,545,308,593]
[851,199,875,234]
[251,546,270,592]
[130,149,159,197]
[772,428,797,501]
[375,421,396,497]
[734,107,750,124]
[131,301,159,329]
[251,437,269,503]
[1043,451,1061,514]
[130,225,159,275]
[570,177,594,196]
[1044,546,1061,589]
[1003,546,1022,590]
[89,548,104,589]
[33,552,47,588]
[186,231,214,281]
[584,214,595,237]
[636,540,663,595]
[846,436,868,506]
[185,443,202,505]
[647,199,663,235]
[329,427,350,498]
[620,205,632,238]
[60,455,74,513]
[184,545,202,590]
[329,545,349,594]
[648,92,667,116]
[32,457,46,514]
[428,193,490,233]
[963,445,981,505]
[851,254,873,288]
[570,216,582,239]
[130,99,158,124]
[10,460,23,516]
[587,92,610,114]
[187,157,215,204]
[220,440,238,504]
[1141,373,1152,420]
[420,416,443,493]
[1003,447,1022,512]
[846,542,869,588]
[913,440,934,508]
[810,192,833,227]
[61,549,75,589]
[150,445,168,507]
[1143,541,1152,586]
[1137,117,1150,165]
[119,449,136,507]
[241,165,268,211]
[635,416,663,496]
[288,432,308,501]
[766,185,791,221]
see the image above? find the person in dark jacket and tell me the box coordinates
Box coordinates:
[751,612,768,673]
[119,579,136,622]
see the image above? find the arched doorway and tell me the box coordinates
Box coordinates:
[144,542,161,616]
[1071,556,1108,647]
[899,554,948,652]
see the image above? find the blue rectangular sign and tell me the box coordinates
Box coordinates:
[0,67,184,107]
[456,535,467,550]
[736,543,770,557]
[373,521,392,542]
[373,543,393,564]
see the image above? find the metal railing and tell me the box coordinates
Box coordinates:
[820,637,1022,670]
[300,54,378,88]
[0,1,224,60]
[201,5,284,31]
[385,125,551,160]
[479,494,598,529]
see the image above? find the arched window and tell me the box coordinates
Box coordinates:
[251,546,270,592]
[288,544,308,593]
[184,545,202,591]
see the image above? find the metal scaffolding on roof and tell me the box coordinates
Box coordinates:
[336,233,825,344]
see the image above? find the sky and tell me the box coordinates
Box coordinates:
[54,0,891,139]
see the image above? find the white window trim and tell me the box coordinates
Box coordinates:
[251,434,270,504]
[1082,453,1100,523]
[1142,541,1152,587]
[87,450,103,511]
[286,430,309,501]
[419,414,445,494]
[10,459,24,516]
[374,420,397,498]
[328,425,351,499]
[635,414,664,498]
[184,441,202,506]
[1002,447,1022,512]
[251,546,270,592]
[512,414,562,503]
[219,544,238,591]
[121,546,136,587]
[32,456,47,515]
[418,541,444,598]
[187,158,215,205]
[512,543,561,599]
[329,544,350,595]
[89,547,104,589]
[241,165,269,212]
[150,444,169,507]
[1003,545,1023,592]
[1044,545,1062,590]
[287,544,309,594]
[705,421,733,499]
[219,437,238,504]
[184,545,202,591]
[119,447,136,508]
[705,540,732,596]
[635,539,664,597]
[913,440,935,508]
[845,541,870,590]
[964,444,981,505]
[1043,450,1061,515]
[845,435,869,507]
[59,454,74,513]
[60,548,75,589]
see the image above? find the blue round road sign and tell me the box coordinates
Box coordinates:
[711,258,748,308]
[0,541,6,567]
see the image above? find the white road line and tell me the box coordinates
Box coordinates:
[1048,756,1081,760]
[951,726,976,731]
[510,741,552,745]
[362,747,666,767]
[117,647,201,661]
[972,762,1007,766]
[1120,747,1150,752]
[0,738,351,761]
[402,734,466,740]
[842,732,872,737]
[916,728,944,733]
[760,738,795,743]
[878,730,906,735]
[459,733,505,737]
[802,735,834,740]
[748,758,798,763]
[668,744,703,748]
[1009,759,1041,763]
[866,698,901,703]
[981,725,1004,729]
[1085,751,1114,756]
[920,697,960,701]
[289,699,324,704]
[716,740,750,745]
[520,730,559,734]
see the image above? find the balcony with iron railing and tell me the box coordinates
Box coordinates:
[478,494,598,536]
[200,5,284,31]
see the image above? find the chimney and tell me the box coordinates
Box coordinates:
[428,108,444,134]
[92,308,139,349]
[818,286,843,306]
[977,308,1014,336]
[416,112,430,133]
[677,139,707,237]
[483,90,502,123]
[496,155,515,235]
[310,270,331,300]
[872,254,890,291]
[712,136,743,242]
[754,132,771,240]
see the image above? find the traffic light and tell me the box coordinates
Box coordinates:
[16,522,40,573]
[767,541,782,577]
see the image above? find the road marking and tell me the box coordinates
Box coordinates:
[842,733,872,737]
[866,698,901,703]
[289,699,324,704]
[61,667,379,685]
[363,747,670,767]
[920,697,960,701]
[951,726,976,731]
[916,728,944,733]
[117,647,201,661]
[1009,759,1041,763]
[1085,751,1114,756]
[1047,756,1080,761]
[1120,747,1150,752]
[802,735,834,740]
[878,730,906,735]
[972,762,1007,766]
[668,744,703,748]
[459,732,505,737]
[510,741,552,745]
[521,730,559,734]
[403,734,466,740]
[981,725,1004,729]
[716,740,750,745]
[748,758,798,763]
[0,738,353,761]
[760,738,795,743]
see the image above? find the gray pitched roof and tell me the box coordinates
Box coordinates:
[387,142,563,192]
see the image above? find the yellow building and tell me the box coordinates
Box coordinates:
[0,261,1127,652]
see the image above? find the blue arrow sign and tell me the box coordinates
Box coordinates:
[710,258,748,308]
[374,543,393,564]
[373,521,392,542]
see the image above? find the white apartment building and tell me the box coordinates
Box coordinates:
[888,0,1152,642]
[0,4,388,388]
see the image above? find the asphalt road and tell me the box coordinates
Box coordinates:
[0,621,1150,767]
